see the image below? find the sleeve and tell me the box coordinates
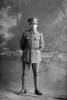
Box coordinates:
[20,33,25,50]
[39,33,44,50]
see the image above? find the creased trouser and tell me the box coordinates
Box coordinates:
[22,62,40,90]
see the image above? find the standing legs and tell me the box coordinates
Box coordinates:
[32,63,42,95]
[18,62,30,95]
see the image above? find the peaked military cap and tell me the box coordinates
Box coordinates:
[27,17,38,24]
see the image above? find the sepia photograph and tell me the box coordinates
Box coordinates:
[0,0,67,100]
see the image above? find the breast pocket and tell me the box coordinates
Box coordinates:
[35,36,40,43]
[32,36,40,48]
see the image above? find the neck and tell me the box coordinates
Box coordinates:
[32,28,37,32]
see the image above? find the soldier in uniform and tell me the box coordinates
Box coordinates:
[18,17,44,95]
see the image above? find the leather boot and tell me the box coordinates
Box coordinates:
[17,88,26,95]
[34,77,42,95]
[18,76,27,95]
[35,89,42,95]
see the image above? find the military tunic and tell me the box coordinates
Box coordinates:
[20,29,44,63]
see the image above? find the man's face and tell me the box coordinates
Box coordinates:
[29,23,38,30]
